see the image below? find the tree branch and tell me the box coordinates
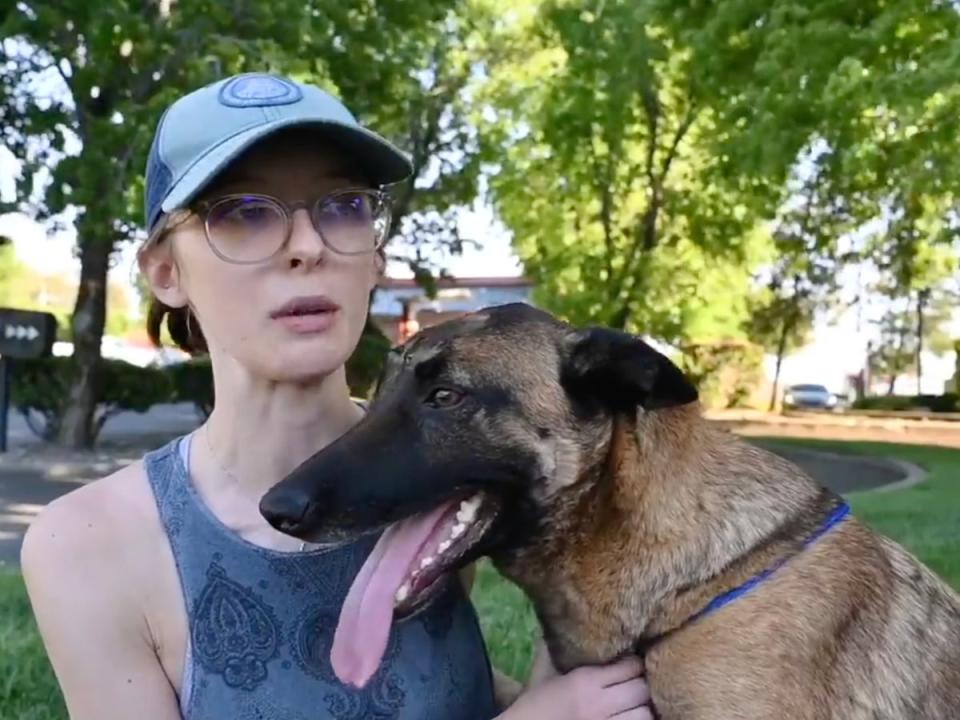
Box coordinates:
[640,84,659,191]
[586,138,616,285]
[607,84,662,309]
[659,103,698,184]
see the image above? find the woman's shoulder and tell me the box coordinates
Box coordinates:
[20,457,189,717]
[21,456,163,586]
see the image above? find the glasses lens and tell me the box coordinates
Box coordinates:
[205,196,286,262]
[314,190,390,254]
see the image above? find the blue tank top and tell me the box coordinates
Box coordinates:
[143,434,499,720]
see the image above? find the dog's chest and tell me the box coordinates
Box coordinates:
[494,550,635,671]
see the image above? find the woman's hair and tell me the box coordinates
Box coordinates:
[147,296,208,355]
[141,210,209,355]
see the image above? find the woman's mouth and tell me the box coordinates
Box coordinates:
[271,295,340,334]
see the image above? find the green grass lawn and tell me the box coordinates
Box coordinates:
[760,438,960,589]
[0,571,64,720]
[2,437,958,719]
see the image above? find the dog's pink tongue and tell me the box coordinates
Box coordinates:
[331,502,453,688]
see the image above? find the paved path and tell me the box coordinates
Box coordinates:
[0,416,927,568]
[1,402,201,569]
[748,440,925,494]
[4,402,201,448]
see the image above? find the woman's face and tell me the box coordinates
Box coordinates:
[143,132,384,383]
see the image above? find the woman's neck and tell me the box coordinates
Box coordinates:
[201,359,365,498]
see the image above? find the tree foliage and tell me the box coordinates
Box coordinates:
[482,0,770,340]
[744,147,858,408]
[656,0,960,187]
[481,0,960,345]
[3,0,960,442]
[0,0,488,447]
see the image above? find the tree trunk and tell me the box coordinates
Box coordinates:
[57,229,110,448]
[610,305,630,331]
[916,289,927,395]
[768,312,793,412]
[886,372,897,396]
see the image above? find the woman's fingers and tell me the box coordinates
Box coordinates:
[610,708,655,720]
[599,677,652,716]
[588,655,645,687]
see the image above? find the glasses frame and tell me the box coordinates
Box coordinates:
[191,187,393,265]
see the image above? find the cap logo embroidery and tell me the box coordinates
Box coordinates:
[218,74,302,108]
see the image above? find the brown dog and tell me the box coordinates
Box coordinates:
[260,303,960,719]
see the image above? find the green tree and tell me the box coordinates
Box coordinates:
[867,288,956,397]
[865,231,959,395]
[482,0,771,341]
[660,1,960,385]
[0,243,22,306]
[1,0,486,448]
[744,148,856,410]
[657,0,960,190]
[868,300,922,396]
[0,244,71,327]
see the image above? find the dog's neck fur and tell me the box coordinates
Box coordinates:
[493,403,833,671]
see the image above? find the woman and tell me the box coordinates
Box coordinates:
[22,72,653,720]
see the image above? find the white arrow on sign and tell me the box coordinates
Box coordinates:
[3,324,40,341]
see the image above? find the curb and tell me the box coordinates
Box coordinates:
[758,442,929,495]
[855,456,928,494]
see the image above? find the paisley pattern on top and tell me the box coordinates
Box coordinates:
[143,436,499,719]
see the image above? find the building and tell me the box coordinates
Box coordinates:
[370,276,535,343]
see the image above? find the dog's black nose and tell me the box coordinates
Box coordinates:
[259,489,312,533]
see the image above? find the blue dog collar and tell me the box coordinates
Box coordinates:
[689,501,851,623]
[638,499,852,653]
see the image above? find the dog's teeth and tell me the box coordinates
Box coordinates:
[451,522,467,539]
[438,540,452,553]
[395,583,410,603]
[457,497,480,523]
[420,556,434,569]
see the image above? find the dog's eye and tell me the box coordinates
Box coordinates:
[425,387,464,409]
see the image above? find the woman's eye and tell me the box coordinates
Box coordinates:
[425,388,464,408]
[210,198,279,228]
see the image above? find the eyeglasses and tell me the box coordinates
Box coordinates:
[192,188,392,264]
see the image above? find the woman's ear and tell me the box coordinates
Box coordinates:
[369,248,386,291]
[138,238,188,309]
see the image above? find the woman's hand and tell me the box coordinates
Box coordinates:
[498,644,653,720]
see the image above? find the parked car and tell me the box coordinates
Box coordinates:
[783,383,837,410]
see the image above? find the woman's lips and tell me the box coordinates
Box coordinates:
[273,308,338,334]
[270,295,340,334]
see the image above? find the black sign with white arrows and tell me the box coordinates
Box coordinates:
[0,307,58,359]
[0,308,58,451]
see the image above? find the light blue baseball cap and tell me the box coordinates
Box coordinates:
[143,72,413,235]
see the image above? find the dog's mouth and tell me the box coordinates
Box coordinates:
[393,492,499,614]
[330,490,501,689]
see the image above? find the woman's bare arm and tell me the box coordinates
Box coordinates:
[21,469,183,720]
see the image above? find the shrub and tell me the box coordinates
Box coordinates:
[852,394,960,413]
[10,356,172,441]
[346,319,391,399]
[166,357,214,418]
[154,319,391,418]
[9,319,394,444]
[678,340,766,410]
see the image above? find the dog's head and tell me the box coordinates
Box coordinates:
[260,303,698,615]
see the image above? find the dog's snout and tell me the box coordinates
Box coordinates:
[259,488,312,532]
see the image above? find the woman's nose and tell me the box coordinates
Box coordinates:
[284,208,326,265]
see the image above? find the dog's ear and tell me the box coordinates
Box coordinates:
[560,327,698,411]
